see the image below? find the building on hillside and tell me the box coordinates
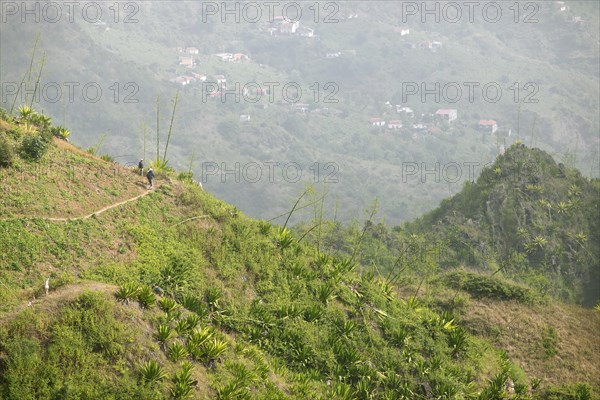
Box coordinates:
[396,106,414,116]
[370,118,386,127]
[214,75,227,88]
[186,47,199,54]
[232,53,249,63]
[215,53,233,62]
[240,114,251,122]
[478,119,498,134]
[387,120,403,129]
[279,17,300,34]
[435,109,457,123]
[179,56,196,67]
[294,103,310,113]
[298,26,315,37]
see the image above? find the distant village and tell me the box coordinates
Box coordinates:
[370,105,508,141]
[160,1,586,142]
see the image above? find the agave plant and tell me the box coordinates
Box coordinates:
[139,359,167,384]
[182,294,208,317]
[315,282,336,304]
[303,304,324,322]
[206,287,222,311]
[202,338,228,361]
[170,361,196,400]
[175,319,191,335]
[276,304,303,320]
[258,221,272,236]
[185,314,201,330]
[156,324,173,349]
[137,286,156,309]
[273,226,296,250]
[447,327,468,358]
[216,382,247,400]
[337,319,357,338]
[186,326,214,359]
[115,283,139,303]
[390,328,412,348]
[28,112,51,129]
[328,383,355,400]
[18,104,35,120]
[333,256,356,275]
[51,125,71,140]
[168,341,189,362]
[159,297,180,314]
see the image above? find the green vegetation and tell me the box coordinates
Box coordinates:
[0,110,598,398]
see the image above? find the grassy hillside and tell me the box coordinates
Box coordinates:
[1,109,598,399]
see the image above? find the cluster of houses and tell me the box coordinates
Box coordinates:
[177,47,199,67]
[262,16,315,37]
[214,53,250,63]
[370,106,501,135]
[172,47,249,88]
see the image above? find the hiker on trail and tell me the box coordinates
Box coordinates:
[146,168,155,189]
[138,159,144,176]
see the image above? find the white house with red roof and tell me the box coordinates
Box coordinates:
[479,119,498,133]
[387,120,403,129]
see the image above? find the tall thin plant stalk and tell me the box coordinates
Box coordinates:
[29,53,46,108]
[162,91,179,163]
[156,95,160,163]
[11,34,40,113]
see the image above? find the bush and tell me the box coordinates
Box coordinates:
[442,271,539,304]
[20,134,49,161]
[0,137,14,167]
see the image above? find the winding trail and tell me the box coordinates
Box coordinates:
[0,187,156,222]
[0,281,118,324]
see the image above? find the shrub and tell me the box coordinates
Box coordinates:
[442,271,539,304]
[20,134,49,161]
[0,137,14,167]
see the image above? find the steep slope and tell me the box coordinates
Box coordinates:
[0,110,598,399]
[409,143,600,306]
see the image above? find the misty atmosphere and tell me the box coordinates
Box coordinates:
[0,1,599,399]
